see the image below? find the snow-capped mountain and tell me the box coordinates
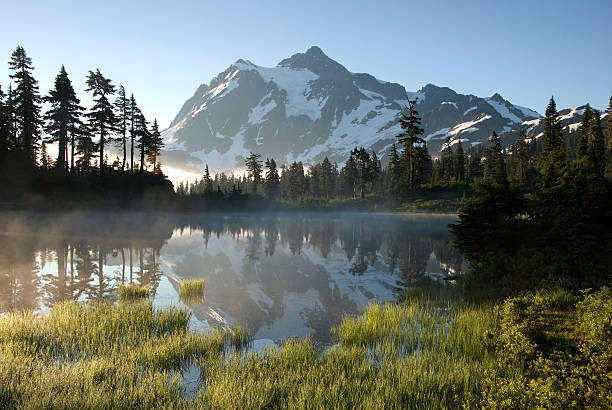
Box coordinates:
[499,105,610,148]
[162,46,541,173]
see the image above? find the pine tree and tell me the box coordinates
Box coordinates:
[39,141,53,169]
[539,97,568,189]
[453,139,465,181]
[134,111,150,173]
[396,99,425,189]
[8,46,42,163]
[388,144,402,194]
[265,158,280,199]
[509,129,530,187]
[605,95,612,181]
[450,131,520,267]
[43,66,84,171]
[350,148,374,199]
[75,123,96,173]
[287,161,306,200]
[576,104,592,160]
[586,110,605,172]
[245,152,263,193]
[128,95,140,172]
[85,69,117,172]
[146,119,163,172]
[0,86,9,156]
[320,157,335,199]
[114,85,129,171]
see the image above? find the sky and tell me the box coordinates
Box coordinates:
[1,0,611,130]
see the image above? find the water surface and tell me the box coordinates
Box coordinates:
[0,212,462,345]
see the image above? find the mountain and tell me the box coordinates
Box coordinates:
[162,46,541,174]
[499,105,610,148]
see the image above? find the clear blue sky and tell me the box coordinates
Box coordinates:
[1,0,610,129]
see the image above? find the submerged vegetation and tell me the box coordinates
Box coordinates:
[0,286,609,408]
[178,279,205,304]
[117,283,151,300]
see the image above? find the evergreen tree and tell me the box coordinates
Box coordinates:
[576,104,592,160]
[85,69,117,172]
[369,151,382,193]
[146,119,163,172]
[9,46,42,163]
[509,129,530,187]
[396,99,425,189]
[350,148,373,199]
[264,158,280,199]
[245,152,263,193]
[0,86,9,156]
[203,165,213,192]
[451,131,521,267]
[75,123,97,173]
[388,144,402,194]
[134,111,150,173]
[605,96,612,181]
[39,141,53,169]
[129,94,140,172]
[320,157,335,199]
[43,66,84,171]
[453,139,465,181]
[539,96,568,190]
[287,161,306,200]
[114,85,129,170]
[586,110,605,172]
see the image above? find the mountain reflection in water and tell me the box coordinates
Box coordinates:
[0,212,463,344]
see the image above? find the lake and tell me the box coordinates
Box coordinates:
[0,212,462,346]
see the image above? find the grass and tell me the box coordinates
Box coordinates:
[1,285,608,408]
[117,283,151,300]
[179,279,205,303]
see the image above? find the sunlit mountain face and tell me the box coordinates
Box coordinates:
[161,46,540,176]
[0,212,463,345]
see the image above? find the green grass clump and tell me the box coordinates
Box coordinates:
[0,300,227,408]
[179,279,205,303]
[118,283,151,300]
[228,324,253,350]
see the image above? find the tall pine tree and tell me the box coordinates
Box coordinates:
[396,99,425,189]
[8,46,42,163]
[43,66,84,171]
[264,158,280,199]
[85,69,117,172]
[539,96,568,190]
[114,85,129,171]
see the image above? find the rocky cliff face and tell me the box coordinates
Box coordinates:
[162,46,541,173]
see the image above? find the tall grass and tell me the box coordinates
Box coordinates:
[0,285,500,408]
[118,283,151,300]
[179,279,205,304]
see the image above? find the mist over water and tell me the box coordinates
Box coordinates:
[0,212,462,344]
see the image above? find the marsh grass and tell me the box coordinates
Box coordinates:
[179,279,205,304]
[118,283,151,300]
[0,284,501,409]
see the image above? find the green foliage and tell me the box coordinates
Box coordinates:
[478,288,612,409]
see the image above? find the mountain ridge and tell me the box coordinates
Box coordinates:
[161,46,543,174]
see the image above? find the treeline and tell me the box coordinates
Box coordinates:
[179,97,610,210]
[452,96,612,292]
[178,101,480,206]
[0,46,173,206]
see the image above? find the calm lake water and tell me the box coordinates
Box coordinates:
[0,212,462,346]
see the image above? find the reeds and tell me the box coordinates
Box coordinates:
[118,283,151,300]
[0,286,499,408]
[178,279,205,304]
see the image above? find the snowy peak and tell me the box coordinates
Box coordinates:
[161,47,544,174]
